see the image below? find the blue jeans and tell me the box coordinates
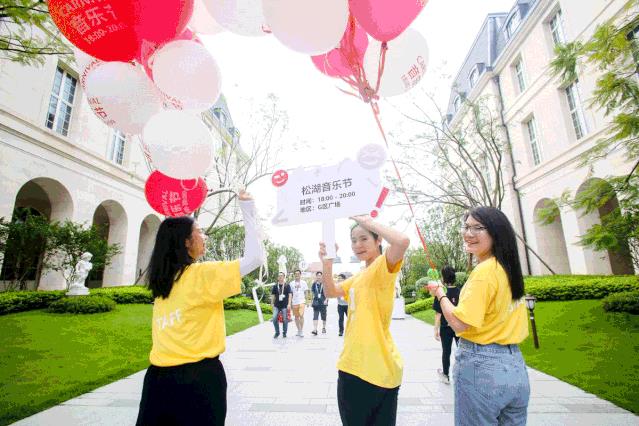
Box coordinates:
[272,307,288,335]
[453,338,530,426]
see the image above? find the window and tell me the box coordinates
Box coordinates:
[453,96,462,112]
[515,59,526,93]
[549,10,566,46]
[45,67,77,136]
[469,68,479,88]
[526,117,542,166]
[505,11,521,39]
[108,130,126,165]
[565,80,587,140]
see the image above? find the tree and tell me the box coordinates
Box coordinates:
[199,94,289,234]
[0,0,71,66]
[0,208,53,290]
[44,220,121,290]
[391,93,507,211]
[539,0,639,272]
[418,205,467,272]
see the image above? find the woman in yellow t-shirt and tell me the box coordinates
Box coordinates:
[319,215,409,426]
[136,190,264,426]
[427,206,530,426]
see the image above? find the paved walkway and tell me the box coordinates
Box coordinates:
[13,304,638,425]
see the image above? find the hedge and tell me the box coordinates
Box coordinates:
[0,290,66,315]
[524,275,639,301]
[602,291,639,314]
[47,295,116,314]
[91,286,153,304]
[405,297,434,314]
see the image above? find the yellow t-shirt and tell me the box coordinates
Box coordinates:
[149,260,241,367]
[453,257,528,345]
[338,253,403,389]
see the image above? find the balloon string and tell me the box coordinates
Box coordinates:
[137,136,156,170]
[335,15,437,269]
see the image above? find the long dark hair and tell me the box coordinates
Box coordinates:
[350,223,383,254]
[147,216,195,299]
[465,207,524,300]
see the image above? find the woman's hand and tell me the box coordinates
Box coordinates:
[350,214,373,228]
[318,242,338,264]
[238,189,253,201]
[434,328,441,341]
[426,281,442,298]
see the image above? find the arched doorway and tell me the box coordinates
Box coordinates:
[533,198,571,274]
[576,178,634,275]
[136,215,161,285]
[90,200,127,287]
[1,178,73,290]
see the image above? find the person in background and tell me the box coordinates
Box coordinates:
[271,272,292,338]
[336,273,349,337]
[311,271,328,335]
[432,265,460,384]
[136,190,264,426]
[289,269,309,337]
[427,206,530,426]
[320,215,410,426]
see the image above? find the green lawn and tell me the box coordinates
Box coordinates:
[411,300,639,413]
[0,305,259,426]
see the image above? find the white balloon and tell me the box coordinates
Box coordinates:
[143,111,214,179]
[152,40,222,112]
[206,0,267,37]
[263,0,349,55]
[190,0,225,34]
[363,28,429,98]
[84,62,163,135]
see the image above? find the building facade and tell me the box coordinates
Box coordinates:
[0,49,241,290]
[446,0,637,275]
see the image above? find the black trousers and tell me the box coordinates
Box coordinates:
[337,370,399,426]
[136,357,227,426]
[337,304,348,333]
[440,326,459,376]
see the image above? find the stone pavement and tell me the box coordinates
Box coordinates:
[13,304,638,426]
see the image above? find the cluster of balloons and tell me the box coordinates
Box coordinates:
[49,0,430,216]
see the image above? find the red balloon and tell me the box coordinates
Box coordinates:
[311,17,368,78]
[145,171,207,217]
[348,0,426,42]
[48,0,194,62]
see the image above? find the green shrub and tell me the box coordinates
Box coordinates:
[0,290,66,315]
[524,275,639,301]
[455,271,469,286]
[91,286,153,304]
[47,295,116,314]
[405,297,434,314]
[404,297,416,305]
[245,302,273,314]
[223,298,247,310]
[602,291,639,314]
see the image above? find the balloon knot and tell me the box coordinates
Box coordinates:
[358,84,378,103]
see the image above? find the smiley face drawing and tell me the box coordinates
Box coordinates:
[357,144,387,170]
[271,169,289,187]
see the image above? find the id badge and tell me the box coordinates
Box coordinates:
[279,295,284,301]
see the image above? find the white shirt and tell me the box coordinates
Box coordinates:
[289,280,308,305]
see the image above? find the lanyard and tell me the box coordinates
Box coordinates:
[316,282,323,297]
[278,284,284,295]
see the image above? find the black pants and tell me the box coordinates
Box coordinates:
[337,370,399,426]
[440,326,459,376]
[337,304,348,333]
[136,357,227,426]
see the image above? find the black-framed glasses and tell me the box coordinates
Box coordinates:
[460,225,487,235]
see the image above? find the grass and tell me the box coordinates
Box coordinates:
[0,305,259,426]
[410,300,639,414]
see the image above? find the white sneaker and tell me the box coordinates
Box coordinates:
[437,368,450,385]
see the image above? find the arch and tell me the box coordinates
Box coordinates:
[533,198,571,274]
[136,214,161,285]
[576,178,634,275]
[90,200,128,287]
[1,178,73,290]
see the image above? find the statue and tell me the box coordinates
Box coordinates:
[66,252,93,296]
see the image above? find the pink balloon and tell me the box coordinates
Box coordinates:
[349,0,426,42]
[138,28,198,79]
[311,18,368,78]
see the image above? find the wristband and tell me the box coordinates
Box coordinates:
[438,295,449,303]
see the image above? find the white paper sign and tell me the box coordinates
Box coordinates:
[272,154,383,226]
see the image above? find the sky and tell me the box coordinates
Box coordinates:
[200,0,516,263]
